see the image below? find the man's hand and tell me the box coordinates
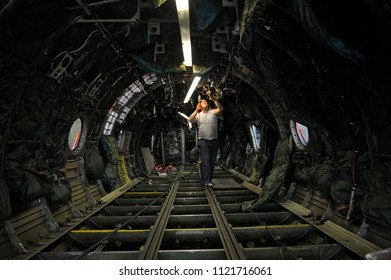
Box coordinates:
[206,90,216,102]
[196,102,202,112]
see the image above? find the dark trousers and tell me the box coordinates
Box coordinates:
[198,139,218,185]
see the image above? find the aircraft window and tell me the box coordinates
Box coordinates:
[129,80,143,93]
[117,129,125,149]
[105,122,114,131]
[118,106,131,124]
[250,124,261,150]
[103,110,118,135]
[118,80,144,106]
[68,118,82,151]
[107,111,118,123]
[118,90,135,106]
[143,73,158,85]
[290,120,309,149]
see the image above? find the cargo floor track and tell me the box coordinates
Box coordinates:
[1,165,380,260]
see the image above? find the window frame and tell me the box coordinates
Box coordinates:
[247,122,262,153]
[289,120,310,150]
[67,116,88,155]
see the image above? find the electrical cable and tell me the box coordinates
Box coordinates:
[76,184,171,259]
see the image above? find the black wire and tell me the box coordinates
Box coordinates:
[232,193,302,259]
[77,165,186,259]
[76,184,171,260]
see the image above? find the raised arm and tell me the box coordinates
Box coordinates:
[188,102,201,123]
[207,91,224,116]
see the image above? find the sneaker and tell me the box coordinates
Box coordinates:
[206,182,214,187]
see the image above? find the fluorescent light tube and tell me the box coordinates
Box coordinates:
[183,76,201,103]
[178,111,189,120]
[175,0,192,66]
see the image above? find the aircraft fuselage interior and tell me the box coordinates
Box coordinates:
[1,0,391,260]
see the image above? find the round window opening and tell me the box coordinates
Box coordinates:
[290,120,309,150]
[68,118,83,151]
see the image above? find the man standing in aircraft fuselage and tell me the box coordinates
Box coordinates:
[188,89,224,187]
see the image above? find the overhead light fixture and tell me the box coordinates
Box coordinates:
[175,0,192,67]
[178,111,192,129]
[183,76,201,103]
[178,111,189,120]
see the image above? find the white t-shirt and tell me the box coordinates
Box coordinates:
[197,111,218,140]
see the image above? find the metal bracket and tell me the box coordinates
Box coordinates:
[148,21,161,44]
[96,179,107,197]
[212,35,228,53]
[357,219,369,238]
[78,157,98,208]
[320,201,334,223]
[48,52,74,80]
[130,0,154,22]
[284,182,296,201]
[86,73,108,99]
[38,198,61,233]
[68,201,84,218]
[302,187,313,208]
[4,220,29,255]
[216,25,229,41]
[154,42,165,61]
